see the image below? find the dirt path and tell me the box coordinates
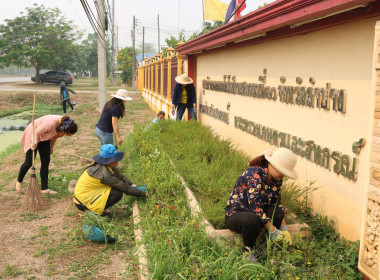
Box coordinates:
[0,83,155,279]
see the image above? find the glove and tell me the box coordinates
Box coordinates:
[170,107,175,115]
[136,185,148,193]
[270,228,284,242]
[280,225,292,245]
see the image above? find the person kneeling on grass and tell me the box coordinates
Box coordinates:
[73,144,147,215]
[151,110,166,124]
[224,148,298,262]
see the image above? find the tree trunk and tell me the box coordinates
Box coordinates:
[34,62,41,83]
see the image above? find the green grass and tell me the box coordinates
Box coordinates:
[119,122,363,279]
[1,264,26,278]
[0,143,22,160]
[0,103,62,118]
[157,121,248,228]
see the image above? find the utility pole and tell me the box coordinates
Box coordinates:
[116,23,119,52]
[97,0,106,111]
[132,16,136,90]
[111,0,115,78]
[157,14,160,53]
[142,26,145,59]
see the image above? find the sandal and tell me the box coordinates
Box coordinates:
[41,189,58,195]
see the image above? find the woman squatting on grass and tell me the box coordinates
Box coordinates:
[73,144,147,215]
[16,115,78,194]
[225,147,298,262]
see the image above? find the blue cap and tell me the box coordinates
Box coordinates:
[92,144,124,165]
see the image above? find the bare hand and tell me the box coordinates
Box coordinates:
[31,144,37,150]
[117,137,123,145]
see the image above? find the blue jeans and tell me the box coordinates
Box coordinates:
[176,103,196,120]
[95,127,114,146]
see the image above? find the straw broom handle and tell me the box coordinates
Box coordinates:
[32,93,36,167]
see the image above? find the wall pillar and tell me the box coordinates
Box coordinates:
[359,21,380,280]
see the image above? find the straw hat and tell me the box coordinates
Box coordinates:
[175,73,193,85]
[111,89,133,101]
[264,148,298,179]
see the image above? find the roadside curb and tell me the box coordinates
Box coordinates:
[132,201,149,280]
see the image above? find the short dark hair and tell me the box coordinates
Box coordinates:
[157,110,165,117]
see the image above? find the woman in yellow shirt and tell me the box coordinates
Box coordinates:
[74,144,147,215]
[171,74,197,120]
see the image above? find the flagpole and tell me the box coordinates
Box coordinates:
[225,0,246,23]
[202,0,205,32]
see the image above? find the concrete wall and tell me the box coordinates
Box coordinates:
[196,17,379,241]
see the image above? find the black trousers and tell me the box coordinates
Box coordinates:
[63,99,74,113]
[17,140,51,190]
[225,203,284,249]
[74,188,123,213]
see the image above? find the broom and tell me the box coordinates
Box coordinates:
[24,93,44,211]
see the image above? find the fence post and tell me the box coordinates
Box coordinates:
[167,47,175,104]
[160,55,164,99]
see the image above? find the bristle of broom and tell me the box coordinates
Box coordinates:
[24,167,44,211]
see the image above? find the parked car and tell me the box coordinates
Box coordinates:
[31,70,73,85]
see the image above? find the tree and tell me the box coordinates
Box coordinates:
[161,31,187,56]
[116,47,136,84]
[0,4,82,83]
[137,42,156,55]
[188,21,223,40]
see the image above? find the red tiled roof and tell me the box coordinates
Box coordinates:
[176,0,380,55]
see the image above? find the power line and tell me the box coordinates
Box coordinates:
[80,0,107,49]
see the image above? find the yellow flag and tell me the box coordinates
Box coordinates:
[204,0,229,21]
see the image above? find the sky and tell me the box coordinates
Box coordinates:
[0,0,274,52]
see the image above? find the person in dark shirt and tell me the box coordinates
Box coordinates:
[59,81,76,113]
[171,73,196,120]
[95,89,132,146]
[225,148,298,262]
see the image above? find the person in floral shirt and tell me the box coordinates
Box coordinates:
[225,148,298,262]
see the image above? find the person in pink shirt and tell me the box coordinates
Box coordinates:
[16,115,78,194]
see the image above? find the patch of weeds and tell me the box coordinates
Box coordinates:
[64,211,76,217]
[47,172,80,198]
[20,212,49,221]
[121,123,363,279]
[20,212,39,221]
[28,234,38,240]
[39,225,50,237]
[2,264,26,277]
[0,143,22,160]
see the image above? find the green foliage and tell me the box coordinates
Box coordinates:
[0,4,83,81]
[189,21,224,40]
[83,212,130,244]
[116,46,136,84]
[2,264,26,277]
[122,124,270,279]
[122,121,363,279]
[161,31,187,56]
[158,121,248,228]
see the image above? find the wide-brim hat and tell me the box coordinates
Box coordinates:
[111,89,133,101]
[264,148,298,179]
[92,144,125,165]
[175,74,193,85]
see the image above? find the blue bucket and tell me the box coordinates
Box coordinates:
[83,224,115,243]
